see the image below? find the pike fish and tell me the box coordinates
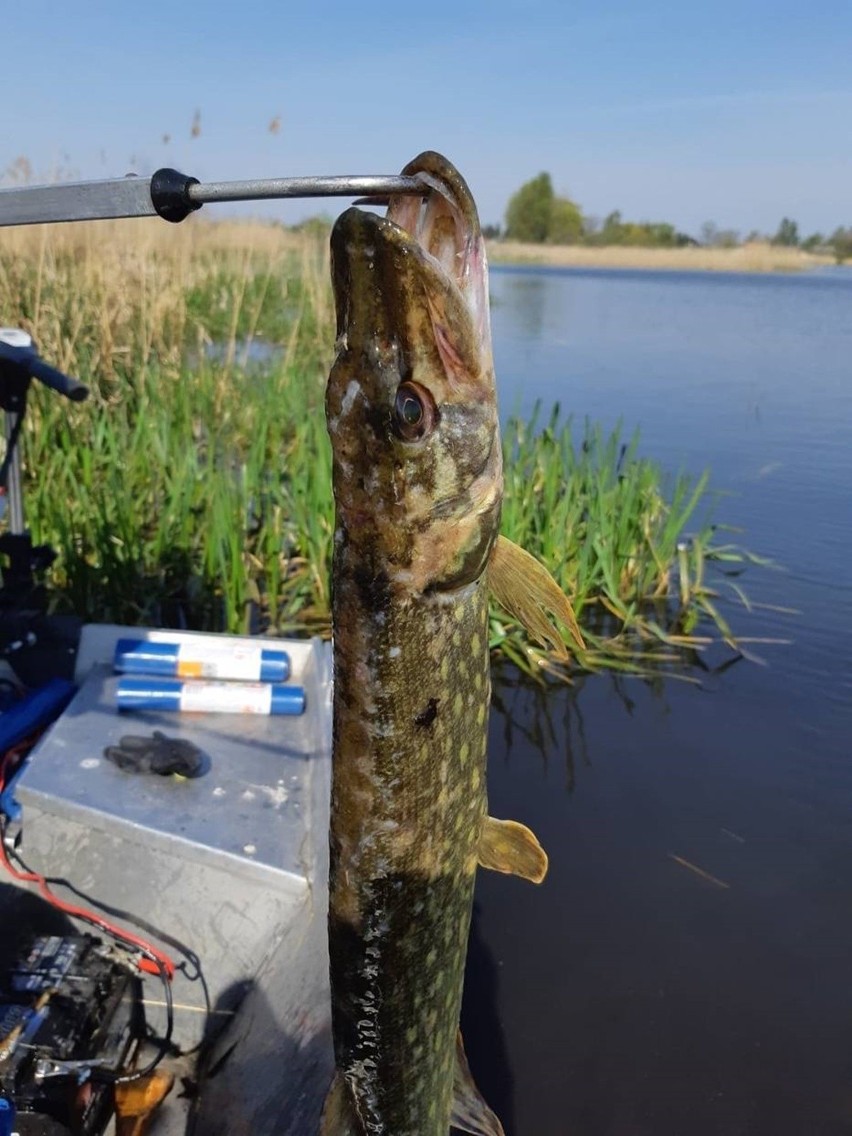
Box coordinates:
[323,151,580,1136]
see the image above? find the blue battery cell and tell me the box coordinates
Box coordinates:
[116,677,306,716]
[114,638,290,683]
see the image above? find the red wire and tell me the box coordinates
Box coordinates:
[0,735,33,794]
[0,733,176,980]
[0,834,176,979]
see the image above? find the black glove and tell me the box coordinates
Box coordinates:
[104,731,206,778]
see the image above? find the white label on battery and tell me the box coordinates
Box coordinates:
[177,643,263,681]
[179,681,273,715]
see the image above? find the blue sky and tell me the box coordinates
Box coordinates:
[5,0,852,237]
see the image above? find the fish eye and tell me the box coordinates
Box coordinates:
[393,382,437,441]
[397,389,422,426]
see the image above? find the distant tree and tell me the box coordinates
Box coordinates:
[482,223,502,240]
[830,227,852,263]
[503,181,723,250]
[505,173,554,242]
[644,222,678,247]
[579,210,681,247]
[700,221,739,248]
[600,210,625,244]
[715,229,740,248]
[744,230,764,244]
[548,196,584,244]
[800,232,825,252]
[700,221,719,247]
[772,217,800,247]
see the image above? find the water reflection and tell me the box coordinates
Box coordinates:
[491,666,669,792]
[495,273,550,340]
[472,657,852,1134]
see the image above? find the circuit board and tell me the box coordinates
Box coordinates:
[0,932,142,1135]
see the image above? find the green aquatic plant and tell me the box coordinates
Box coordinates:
[495,403,768,676]
[2,220,765,678]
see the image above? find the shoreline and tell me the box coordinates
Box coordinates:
[486,240,836,274]
[8,221,836,276]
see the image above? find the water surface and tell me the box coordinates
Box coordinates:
[463,266,852,1135]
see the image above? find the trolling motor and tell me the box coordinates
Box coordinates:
[0,331,88,684]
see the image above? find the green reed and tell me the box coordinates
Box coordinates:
[495,404,765,676]
[1,219,762,677]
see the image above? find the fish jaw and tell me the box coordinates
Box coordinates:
[326,153,502,596]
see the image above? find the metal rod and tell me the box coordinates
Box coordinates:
[4,410,25,533]
[0,170,426,228]
[187,174,424,205]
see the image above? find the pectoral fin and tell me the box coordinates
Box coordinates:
[451,1032,505,1136]
[478,816,548,884]
[319,1072,361,1136]
[488,535,585,654]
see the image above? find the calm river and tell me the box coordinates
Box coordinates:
[462,265,852,1135]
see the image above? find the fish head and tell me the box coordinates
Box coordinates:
[327,152,502,595]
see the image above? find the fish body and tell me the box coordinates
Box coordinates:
[323,153,549,1136]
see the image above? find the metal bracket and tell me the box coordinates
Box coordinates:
[0,168,426,228]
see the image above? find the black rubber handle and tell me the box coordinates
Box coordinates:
[150,167,202,223]
[28,356,89,402]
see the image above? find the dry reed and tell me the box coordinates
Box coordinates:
[488,240,832,273]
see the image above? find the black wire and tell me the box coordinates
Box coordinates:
[10,844,210,1004]
[49,870,205,985]
[1,829,175,1084]
[7,844,206,1070]
[107,959,175,1084]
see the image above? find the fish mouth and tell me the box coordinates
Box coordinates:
[385,151,484,303]
[330,152,490,359]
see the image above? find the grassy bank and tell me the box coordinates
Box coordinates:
[0,219,759,676]
[488,239,833,273]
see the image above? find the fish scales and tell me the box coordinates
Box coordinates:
[329,567,491,1134]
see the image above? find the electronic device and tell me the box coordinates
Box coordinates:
[0,932,143,1135]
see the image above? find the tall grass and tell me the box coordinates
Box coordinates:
[0,219,762,677]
